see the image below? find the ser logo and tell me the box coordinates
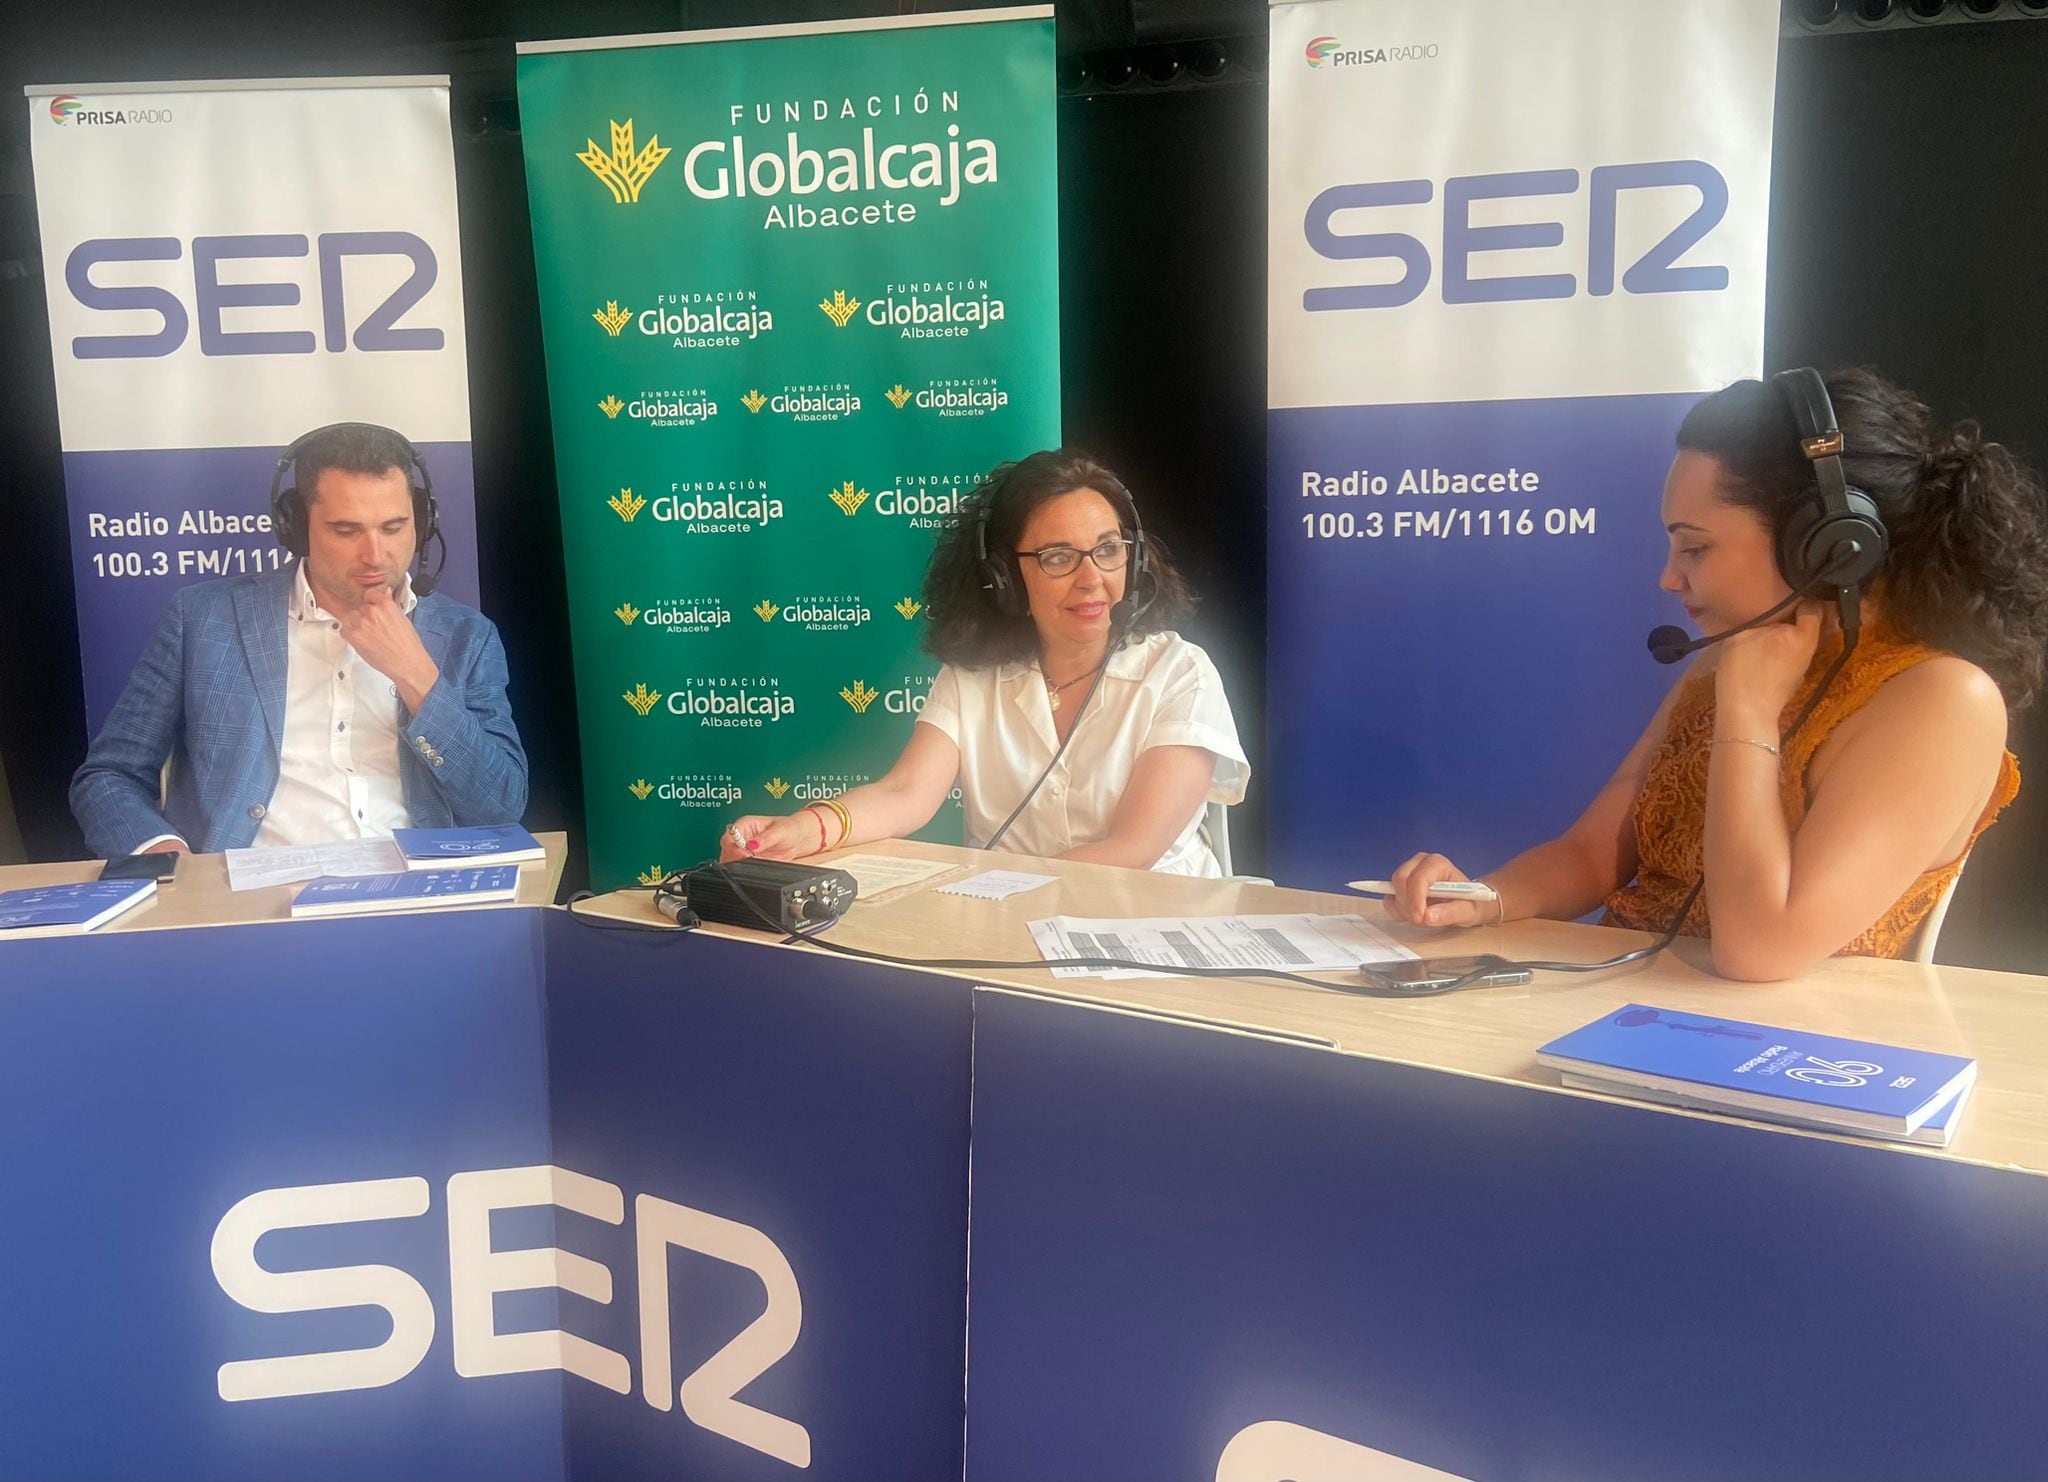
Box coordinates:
[1302,161,1730,310]
[64,233,441,359]
[211,1165,810,1467]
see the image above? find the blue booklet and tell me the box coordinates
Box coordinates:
[0,877,158,937]
[391,824,545,870]
[291,867,520,918]
[1538,1004,1977,1140]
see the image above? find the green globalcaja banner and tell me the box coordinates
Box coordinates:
[516,8,1059,889]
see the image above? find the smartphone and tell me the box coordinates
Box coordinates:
[1376,954,1532,991]
[100,852,180,883]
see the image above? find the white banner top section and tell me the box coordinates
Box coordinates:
[30,81,471,451]
[1268,0,1777,410]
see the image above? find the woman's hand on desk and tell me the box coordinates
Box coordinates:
[1386,853,1491,928]
[721,813,815,862]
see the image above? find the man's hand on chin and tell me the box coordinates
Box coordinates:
[339,585,441,713]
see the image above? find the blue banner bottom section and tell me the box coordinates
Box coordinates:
[4,915,2046,1480]
[62,442,478,733]
[0,912,971,1482]
[1266,392,1701,892]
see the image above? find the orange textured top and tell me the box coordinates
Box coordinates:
[1603,630,2021,958]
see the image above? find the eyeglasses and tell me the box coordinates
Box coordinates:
[1014,537,1131,577]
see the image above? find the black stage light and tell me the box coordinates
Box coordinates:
[1795,0,1842,26]
[1854,0,1897,19]
[1094,52,1135,88]
[1190,41,1229,78]
[1961,0,2000,14]
[1906,0,1950,16]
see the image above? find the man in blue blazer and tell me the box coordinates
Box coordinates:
[71,424,527,858]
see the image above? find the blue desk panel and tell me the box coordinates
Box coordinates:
[0,912,974,1482]
[962,989,2048,1482]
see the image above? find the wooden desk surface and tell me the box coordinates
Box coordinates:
[583,839,2048,1178]
[0,831,568,932]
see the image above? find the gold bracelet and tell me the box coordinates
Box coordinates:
[1711,736,1781,758]
[824,796,853,849]
[1493,884,1508,928]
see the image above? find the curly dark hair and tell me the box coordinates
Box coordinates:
[1677,367,2048,710]
[920,449,1197,667]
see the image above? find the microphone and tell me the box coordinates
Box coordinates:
[1646,588,1806,665]
[413,529,446,598]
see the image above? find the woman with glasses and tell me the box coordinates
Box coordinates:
[721,449,1249,875]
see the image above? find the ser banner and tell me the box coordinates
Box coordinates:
[517,8,1060,891]
[26,78,478,733]
[1265,0,1777,885]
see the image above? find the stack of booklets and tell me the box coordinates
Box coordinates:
[290,866,520,919]
[0,877,159,937]
[1538,1004,1978,1147]
[392,825,545,870]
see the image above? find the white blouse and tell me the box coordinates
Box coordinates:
[916,631,1250,877]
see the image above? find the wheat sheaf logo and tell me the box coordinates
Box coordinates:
[636,864,666,885]
[885,383,913,410]
[622,683,662,717]
[593,301,633,336]
[752,600,780,622]
[828,481,870,517]
[764,777,792,800]
[608,488,646,522]
[614,602,641,626]
[577,119,670,204]
[628,778,655,801]
[818,290,861,328]
[839,680,880,714]
[894,597,923,620]
[741,388,768,414]
[598,394,626,419]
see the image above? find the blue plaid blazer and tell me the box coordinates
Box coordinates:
[71,564,528,858]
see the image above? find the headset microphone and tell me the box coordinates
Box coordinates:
[1646,588,1807,665]
[1644,539,1868,666]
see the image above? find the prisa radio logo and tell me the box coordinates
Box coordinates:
[48,93,174,125]
[1303,37,1439,68]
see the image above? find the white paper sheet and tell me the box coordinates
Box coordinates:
[224,839,406,892]
[826,852,961,899]
[936,869,1057,901]
[1026,913,1418,980]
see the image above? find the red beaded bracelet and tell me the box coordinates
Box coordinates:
[804,804,829,855]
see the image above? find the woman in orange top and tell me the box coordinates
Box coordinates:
[1384,367,2048,980]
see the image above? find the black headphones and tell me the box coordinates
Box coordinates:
[1771,367,1889,600]
[975,469,1156,622]
[269,422,444,596]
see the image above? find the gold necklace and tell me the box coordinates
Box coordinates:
[1044,663,1102,713]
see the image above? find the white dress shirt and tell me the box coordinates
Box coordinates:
[248,566,417,847]
[915,630,1249,877]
